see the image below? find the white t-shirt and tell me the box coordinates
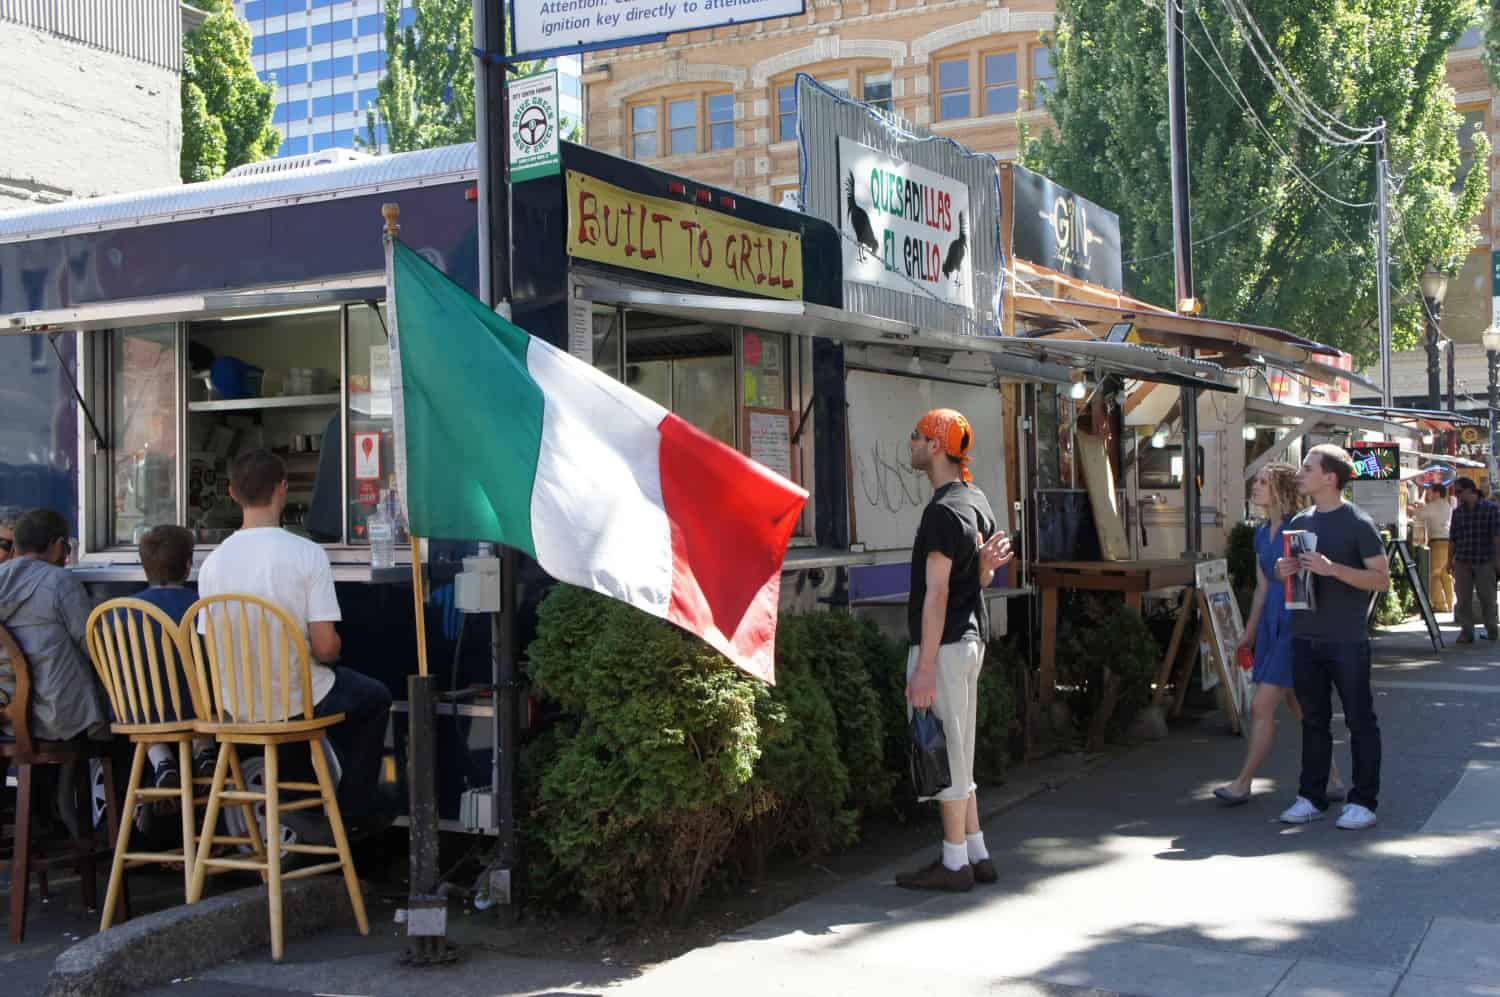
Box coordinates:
[196,527,340,718]
[1413,498,1452,541]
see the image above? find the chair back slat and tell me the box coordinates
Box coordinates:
[0,620,36,754]
[181,594,314,725]
[84,599,198,728]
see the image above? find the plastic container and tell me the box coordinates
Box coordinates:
[368,490,396,569]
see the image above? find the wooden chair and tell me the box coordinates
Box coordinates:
[84,598,266,931]
[181,594,367,961]
[1,620,119,944]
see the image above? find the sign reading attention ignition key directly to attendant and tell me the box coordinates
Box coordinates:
[513,0,806,59]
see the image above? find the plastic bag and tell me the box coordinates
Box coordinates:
[908,709,952,798]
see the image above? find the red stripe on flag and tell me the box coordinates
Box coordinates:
[657,412,808,684]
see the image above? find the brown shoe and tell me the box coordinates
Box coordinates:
[895,858,974,892]
[972,858,997,884]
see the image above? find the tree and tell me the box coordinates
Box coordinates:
[1027,0,1489,363]
[363,0,577,154]
[181,2,279,182]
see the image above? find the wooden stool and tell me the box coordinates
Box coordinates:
[181,594,368,961]
[1,621,118,944]
[84,598,265,931]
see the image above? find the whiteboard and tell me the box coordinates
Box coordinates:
[845,369,1008,551]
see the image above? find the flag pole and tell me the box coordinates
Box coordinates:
[383,202,451,962]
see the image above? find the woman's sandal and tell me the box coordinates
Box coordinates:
[1213,785,1251,806]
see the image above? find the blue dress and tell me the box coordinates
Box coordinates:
[1252,523,1295,688]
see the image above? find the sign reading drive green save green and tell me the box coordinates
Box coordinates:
[508,70,560,183]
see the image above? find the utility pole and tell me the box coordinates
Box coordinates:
[1447,335,1457,413]
[473,0,520,918]
[1375,122,1393,408]
[1166,0,1200,556]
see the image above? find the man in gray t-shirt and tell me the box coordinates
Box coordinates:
[1275,445,1390,831]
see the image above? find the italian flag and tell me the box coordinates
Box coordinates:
[385,240,806,683]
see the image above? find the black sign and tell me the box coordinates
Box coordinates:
[1348,443,1399,481]
[1010,165,1123,291]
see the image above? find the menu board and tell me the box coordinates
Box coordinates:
[745,407,796,484]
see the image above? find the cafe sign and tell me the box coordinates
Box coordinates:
[566,171,802,301]
[836,137,973,311]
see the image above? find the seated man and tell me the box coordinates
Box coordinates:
[197,450,392,822]
[0,508,110,742]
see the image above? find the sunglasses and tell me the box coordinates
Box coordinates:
[0,538,11,553]
[909,430,930,442]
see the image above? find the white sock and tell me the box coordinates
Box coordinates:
[966,831,989,863]
[942,840,968,872]
[191,737,213,755]
[146,743,174,768]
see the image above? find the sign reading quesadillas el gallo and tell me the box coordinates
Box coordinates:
[837,137,973,312]
[513,0,805,60]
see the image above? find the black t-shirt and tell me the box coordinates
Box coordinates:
[908,481,996,646]
[1287,501,1386,642]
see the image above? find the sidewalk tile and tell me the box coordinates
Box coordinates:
[1404,918,1500,984]
[1269,960,1397,997]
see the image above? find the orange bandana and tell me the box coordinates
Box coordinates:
[915,408,974,483]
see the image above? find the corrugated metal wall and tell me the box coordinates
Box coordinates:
[0,0,184,72]
[797,75,1005,338]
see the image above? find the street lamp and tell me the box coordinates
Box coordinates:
[1484,325,1500,489]
[1421,267,1448,411]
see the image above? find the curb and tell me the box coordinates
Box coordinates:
[45,877,366,997]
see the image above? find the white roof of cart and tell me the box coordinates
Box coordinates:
[0,144,480,244]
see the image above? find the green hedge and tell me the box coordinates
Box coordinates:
[525,588,1024,920]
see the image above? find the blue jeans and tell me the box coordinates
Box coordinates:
[313,666,393,819]
[1292,639,1381,812]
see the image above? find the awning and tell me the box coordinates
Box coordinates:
[579,286,1237,392]
[0,274,385,334]
[1242,396,1421,480]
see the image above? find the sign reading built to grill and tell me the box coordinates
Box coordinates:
[1010,165,1122,291]
[837,138,974,312]
[566,171,803,300]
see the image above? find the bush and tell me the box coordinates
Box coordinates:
[1227,521,1259,618]
[1371,560,1412,626]
[526,585,763,921]
[1056,594,1160,740]
[975,636,1023,781]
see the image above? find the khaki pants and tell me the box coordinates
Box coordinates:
[1454,560,1499,639]
[907,639,985,803]
[1429,540,1455,612]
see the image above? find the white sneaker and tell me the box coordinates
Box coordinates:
[1278,796,1327,824]
[1336,803,1378,830]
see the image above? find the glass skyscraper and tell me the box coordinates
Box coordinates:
[235,0,583,158]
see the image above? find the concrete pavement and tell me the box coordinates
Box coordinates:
[24,617,1498,996]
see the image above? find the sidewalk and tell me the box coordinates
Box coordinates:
[22,618,1499,996]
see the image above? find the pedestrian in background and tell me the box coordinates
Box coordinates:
[1276,445,1389,830]
[0,507,17,564]
[1214,463,1344,806]
[1410,482,1454,614]
[1447,477,1500,644]
[896,409,1012,892]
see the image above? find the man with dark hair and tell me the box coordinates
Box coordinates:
[1447,476,1500,644]
[895,409,1012,892]
[1275,444,1389,830]
[197,450,392,824]
[0,508,110,741]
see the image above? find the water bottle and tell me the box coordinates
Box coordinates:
[368,490,395,570]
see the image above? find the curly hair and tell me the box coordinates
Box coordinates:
[1257,462,1303,524]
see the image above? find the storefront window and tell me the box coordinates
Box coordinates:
[346,303,393,544]
[109,325,179,545]
[938,59,970,120]
[983,52,1018,115]
[742,331,789,409]
[624,321,735,446]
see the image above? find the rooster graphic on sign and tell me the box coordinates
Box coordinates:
[845,172,879,262]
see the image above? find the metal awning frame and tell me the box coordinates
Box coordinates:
[1242,396,1421,481]
[578,286,1238,392]
[0,274,385,334]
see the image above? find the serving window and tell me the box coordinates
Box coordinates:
[83,301,397,556]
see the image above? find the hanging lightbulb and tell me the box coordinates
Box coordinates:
[1151,428,1169,449]
[1242,425,1258,441]
[1069,380,1087,400]
[1422,431,1435,446]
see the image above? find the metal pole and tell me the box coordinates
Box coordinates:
[1166,0,1200,555]
[1488,347,1499,489]
[1375,123,1393,408]
[1425,301,1442,412]
[1447,332,1456,413]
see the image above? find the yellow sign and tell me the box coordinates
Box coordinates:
[566,171,803,301]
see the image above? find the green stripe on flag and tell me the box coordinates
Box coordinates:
[392,241,543,553]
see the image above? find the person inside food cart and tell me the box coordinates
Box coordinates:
[0,508,111,742]
[196,450,392,825]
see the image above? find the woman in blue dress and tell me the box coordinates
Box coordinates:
[1215,463,1344,805]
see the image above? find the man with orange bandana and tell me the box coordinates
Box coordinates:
[897,408,1013,892]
